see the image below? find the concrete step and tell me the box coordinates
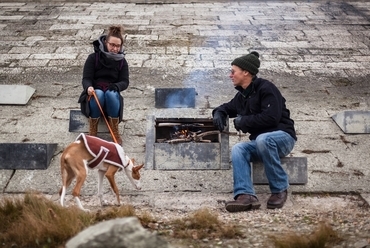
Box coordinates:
[0,143,57,170]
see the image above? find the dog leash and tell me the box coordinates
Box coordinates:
[89,91,118,144]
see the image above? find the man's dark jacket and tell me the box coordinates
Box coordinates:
[213,77,297,141]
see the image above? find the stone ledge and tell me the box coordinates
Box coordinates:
[252,157,307,185]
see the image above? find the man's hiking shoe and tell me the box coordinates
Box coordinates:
[267,190,288,209]
[225,194,261,212]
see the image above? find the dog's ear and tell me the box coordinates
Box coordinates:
[133,164,144,172]
[131,158,136,165]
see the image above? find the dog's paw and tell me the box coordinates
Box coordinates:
[101,199,110,206]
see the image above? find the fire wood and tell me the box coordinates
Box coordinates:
[221,131,238,135]
[167,138,192,144]
[159,129,241,144]
[196,130,220,138]
[165,130,219,143]
[157,123,182,127]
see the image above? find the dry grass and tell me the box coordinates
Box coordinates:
[0,194,243,247]
[166,207,243,240]
[0,193,137,247]
[137,210,157,227]
[271,222,341,248]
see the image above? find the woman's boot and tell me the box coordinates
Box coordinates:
[89,117,99,136]
[108,116,122,145]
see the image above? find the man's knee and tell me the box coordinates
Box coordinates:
[255,133,272,148]
[231,142,244,154]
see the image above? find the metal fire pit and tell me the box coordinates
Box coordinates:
[145,115,230,170]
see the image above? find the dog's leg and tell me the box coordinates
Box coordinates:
[60,184,67,207]
[60,153,76,207]
[72,164,89,211]
[97,169,106,206]
[61,167,76,207]
[60,167,67,207]
[105,165,121,206]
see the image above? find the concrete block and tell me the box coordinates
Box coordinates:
[252,157,307,185]
[69,110,109,133]
[0,85,35,105]
[155,88,196,108]
[154,143,224,170]
[0,143,57,170]
[332,110,370,134]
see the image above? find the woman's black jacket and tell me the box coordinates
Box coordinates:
[79,47,129,122]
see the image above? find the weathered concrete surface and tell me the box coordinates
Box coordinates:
[0,1,369,208]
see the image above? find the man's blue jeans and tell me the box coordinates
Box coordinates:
[89,89,120,118]
[231,130,296,199]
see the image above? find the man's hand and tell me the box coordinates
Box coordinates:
[233,115,242,132]
[213,111,227,132]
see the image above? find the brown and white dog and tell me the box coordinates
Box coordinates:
[59,133,144,211]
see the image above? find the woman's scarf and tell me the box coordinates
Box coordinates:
[97,35,125,61]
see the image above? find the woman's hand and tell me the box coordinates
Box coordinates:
[87,86,94,96]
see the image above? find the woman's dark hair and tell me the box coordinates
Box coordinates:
[106,25,124,46]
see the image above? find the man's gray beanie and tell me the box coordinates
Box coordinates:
[231,51,260,75]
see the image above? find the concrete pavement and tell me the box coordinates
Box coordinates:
[0,1,369,208]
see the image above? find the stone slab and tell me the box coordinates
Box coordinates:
[155,88,196,108]
[0,85,35,105]
[69,110,109,133]
[331,110,370,134]
[0,143,57,170]
[252,157,308,185]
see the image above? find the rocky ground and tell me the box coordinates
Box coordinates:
[49,192,370,248]
[150,195,370,248]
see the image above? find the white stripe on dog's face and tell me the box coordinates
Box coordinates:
[124,160,144,190]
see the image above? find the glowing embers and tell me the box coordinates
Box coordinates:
[156,123,220,144]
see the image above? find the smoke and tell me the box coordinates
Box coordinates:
[155,88,196,108]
